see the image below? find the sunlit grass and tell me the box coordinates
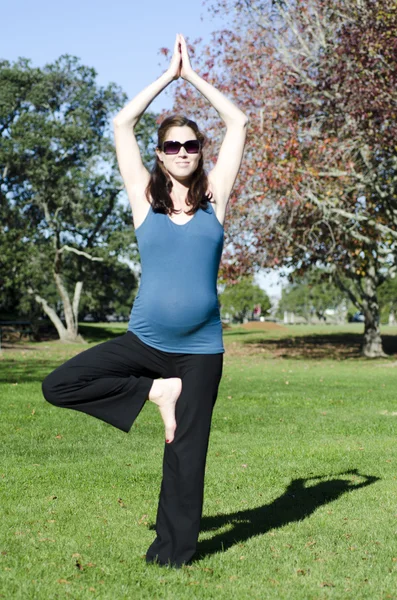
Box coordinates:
[1,323,397,599]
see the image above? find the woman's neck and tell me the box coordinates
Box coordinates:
[169,174,191,203]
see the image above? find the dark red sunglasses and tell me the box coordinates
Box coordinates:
[162,140,201,155]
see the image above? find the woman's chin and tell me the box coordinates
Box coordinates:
[170,170,194,181]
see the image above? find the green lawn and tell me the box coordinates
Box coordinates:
[1,324,397,599]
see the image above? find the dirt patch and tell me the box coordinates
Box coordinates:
[225,335,363,359]
[225,341,271,358]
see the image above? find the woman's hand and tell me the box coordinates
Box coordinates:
[167,34,182,81]
[179,34,195,80]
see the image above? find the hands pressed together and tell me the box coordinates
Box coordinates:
[167,34,194,81]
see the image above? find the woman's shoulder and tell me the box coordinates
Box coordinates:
[132,196,152,230]
[203,196,225,228]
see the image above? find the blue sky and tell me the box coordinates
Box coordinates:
[2,0,226,113]
[2,0,284,299]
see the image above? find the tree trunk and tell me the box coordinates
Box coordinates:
[73,281,83,325]
[53,272,78,338]
[51,272,86,342]
[28,289,69,339]
[28,290,83,341]
[28,276,86,343]
[334,267,386,358]
[361,273,386,358]
[362,314,384,358]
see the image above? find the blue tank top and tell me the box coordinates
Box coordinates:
[127,201,225,354]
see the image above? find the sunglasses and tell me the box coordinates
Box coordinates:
[162,140,201,155]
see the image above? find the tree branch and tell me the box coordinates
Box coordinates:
[59,245,104,261]
[72,281,83,324]
[306,191,397,241]
[332,270,363,311]
[27,287,67,338]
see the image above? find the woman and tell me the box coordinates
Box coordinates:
[42,34,247,567]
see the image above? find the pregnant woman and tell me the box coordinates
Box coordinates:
[42,34,247,567]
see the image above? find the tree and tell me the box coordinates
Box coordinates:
[78,260,138,322]
[0,56,157,340]
[258,0,397,356]
[378,277,397,324]
[165,0,397,356]
[278,269,350,323]
[134,112,158,169]
[220,277,271,322]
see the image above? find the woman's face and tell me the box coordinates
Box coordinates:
[156,126,201,181]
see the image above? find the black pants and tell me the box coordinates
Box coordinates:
[42,331,223,567]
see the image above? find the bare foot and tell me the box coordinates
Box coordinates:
[148,378,182,443]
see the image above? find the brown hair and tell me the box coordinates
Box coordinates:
[145,115,213,215]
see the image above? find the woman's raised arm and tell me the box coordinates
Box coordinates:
[179,35,248,221]
[113,35,181,221]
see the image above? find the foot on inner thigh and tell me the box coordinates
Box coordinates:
[148,378,182,443]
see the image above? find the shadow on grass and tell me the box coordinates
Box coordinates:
[77,324,125,343]
[244,333,397,359]
[0,360,71,384]
[1,324,125,347]
[0,325,126,383]
[195,469,379,560]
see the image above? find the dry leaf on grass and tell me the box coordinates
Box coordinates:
[138,514,149,525]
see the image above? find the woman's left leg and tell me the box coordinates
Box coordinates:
[146,352,223,567]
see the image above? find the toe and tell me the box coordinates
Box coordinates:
[165,425,176,443]
[159,406,176,443]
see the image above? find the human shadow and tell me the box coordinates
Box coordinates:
[195,469,379,560]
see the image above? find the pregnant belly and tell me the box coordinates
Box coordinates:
[136,286,219,332]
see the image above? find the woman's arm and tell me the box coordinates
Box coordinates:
[180,36,248,213]
[112,36,181,223]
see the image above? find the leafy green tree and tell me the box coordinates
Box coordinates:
[78,260,138,322]
[278,269,350,323]
[0,56,157,340]
[134,112,158,169]
[220,278,271,323]
[378,277,397,324]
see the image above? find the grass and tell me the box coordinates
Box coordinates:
[1,323,397,599]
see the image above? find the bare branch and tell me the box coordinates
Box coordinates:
[296,168,365,181]
[59,245,104,261]
[306,191,397,241]
[27,287,67,337]
[332,269,363,311]
[72,281,83,324]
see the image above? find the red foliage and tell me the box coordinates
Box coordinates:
[161,1,396,299]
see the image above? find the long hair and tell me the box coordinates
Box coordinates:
[145,115,213,215]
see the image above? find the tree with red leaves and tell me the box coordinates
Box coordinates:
[165,0,397,357]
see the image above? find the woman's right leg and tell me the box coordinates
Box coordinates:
[42,332,167,433]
